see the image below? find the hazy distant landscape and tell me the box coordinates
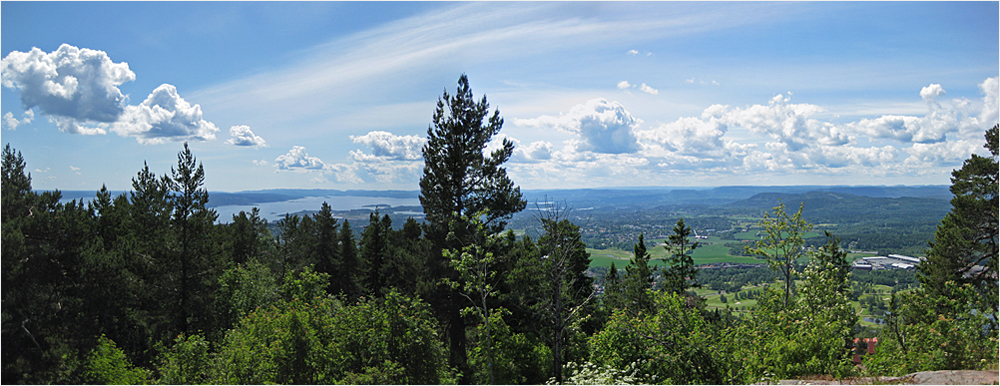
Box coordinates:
[5,2,995,384]
[58,184,953,262]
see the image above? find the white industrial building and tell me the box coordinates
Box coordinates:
[851,254,925,271]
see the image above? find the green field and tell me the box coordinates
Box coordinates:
[587,235,763,268]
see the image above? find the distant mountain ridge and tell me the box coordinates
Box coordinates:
[726,191,951,225]
[53,185,951,209]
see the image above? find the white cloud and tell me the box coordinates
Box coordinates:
[275,145,327,170]
[904,139,981,166]
[226,125,268,148]
[639,83,658,95]
[349,130,426,160]
[515,98,641,154]
[636,115,741,158]
[252,159,268,166]
[627,49,639,55]
[920,84,946,104]
[979,77,998,127]
[2,110,33,130]
[845,83,980,144]
[111,84,219,145]
[274,145,363,183]
[617,81,631,89]
[1,44,135,133]
[70,166,81,175]
[718,94,853,150]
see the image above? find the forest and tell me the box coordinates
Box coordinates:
[3,76,997,384]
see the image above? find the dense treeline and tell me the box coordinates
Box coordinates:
[3,76,996,384]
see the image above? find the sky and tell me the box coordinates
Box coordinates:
[2,2,998,193]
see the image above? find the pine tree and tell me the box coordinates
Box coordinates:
[920,125,998,319]
[418,74,526,378]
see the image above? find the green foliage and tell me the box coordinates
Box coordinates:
[534,212,596,383]
[602,262,624,312]
[84,335,149,385]
[714,282,855,384]
[920,125,998,323]
[419,74,526,238]
[359,210,392,296]
[155,334,212,385]
[662,218,700,295]
[217,259,280,328]
[281,266,331,303]
[215,291,454,384]
[866,282,999,376]
[589,290,719,384]
[621,234,654,314]
[798,232,855,341]
[419,74,527,379]
[468,308,552,384]
[745,201,813,307]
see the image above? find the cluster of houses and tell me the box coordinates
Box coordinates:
[851,254,924,271]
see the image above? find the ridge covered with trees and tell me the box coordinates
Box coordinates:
[2,76,996,384]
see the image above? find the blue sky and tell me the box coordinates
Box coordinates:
[2,2,997,192]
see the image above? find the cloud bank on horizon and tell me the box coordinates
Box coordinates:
[1,2,997,191]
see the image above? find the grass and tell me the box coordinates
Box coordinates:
[587,235,763,268]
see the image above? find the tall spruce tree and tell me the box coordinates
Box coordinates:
[419,74,526,378]
[622,234,654,314]
[603,262,623,312]
[359,210,392,296]
[167,143,219,334]
[662,218,700,295]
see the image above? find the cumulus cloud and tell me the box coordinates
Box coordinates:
[274,145,368,184]
[349,131,426,160]
[617,81,631,89]
[3,110,33,130]
[515,98,641,154]
[111,84,219,145]
[275,145,327,170]
[626,49,639,55]
[979,77,998,127]
[639,83,658,95]
[718,94,853,150]
[489,134,552,163]
[846,83,980,144]
[1,44,135,133]
[637,116,739,158]
[226,125,268,148]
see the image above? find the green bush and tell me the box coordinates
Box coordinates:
[84,335,149,385]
